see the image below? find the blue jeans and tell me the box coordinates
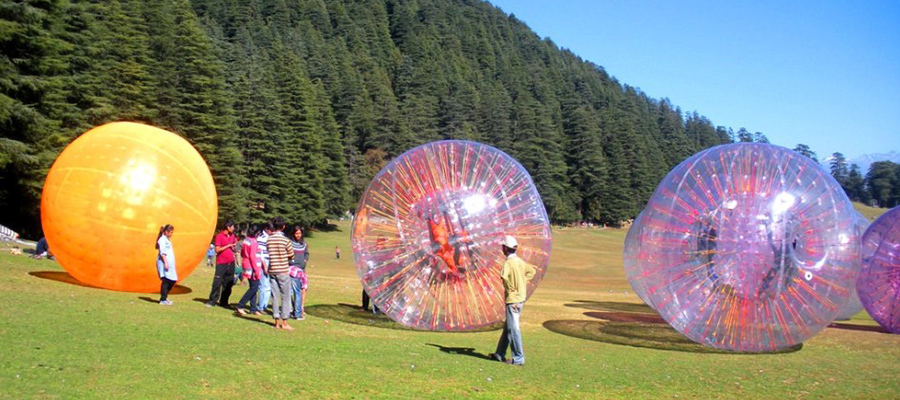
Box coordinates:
[291,277,305,318]
[257,273,271,311]
[237,279,260,312]
[495,302,524,364]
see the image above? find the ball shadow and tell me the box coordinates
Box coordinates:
[543,319,803,354]
[29,271,192,294]
[305,303,502,332]
[564,300,655,314]
[305,303,414,331]
[828,322,889,333]
[583,311,667,324]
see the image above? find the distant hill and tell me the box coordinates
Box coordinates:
[850,151,900,173]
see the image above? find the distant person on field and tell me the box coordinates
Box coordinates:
[207,220,238,308]
[236,225,263,315]
[289,226,310,320]
[489,236,536,366]
[32,237,52,259]
[206,244,215,267]
[266,217,295,330]
[0,224,18,242]
[156,224,177,305]
[335,246,340,259]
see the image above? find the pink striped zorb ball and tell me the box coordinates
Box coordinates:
[351,140,552,331]
[624,212,657,310]
[858,206,900,333]
[624,143,860,351]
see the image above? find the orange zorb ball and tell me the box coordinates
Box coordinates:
[40,122,218,292]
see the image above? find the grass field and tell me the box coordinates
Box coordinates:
[2,218,898,399]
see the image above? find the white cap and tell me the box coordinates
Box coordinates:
[501,235,518,248]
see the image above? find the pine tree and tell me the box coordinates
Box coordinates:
[866,161,897,208]
[845,164,868,203]
[270,45,326,225]
[562,100,607,222]
[793,144,817,162]
[144,0,248,221]
[830,152,849,188]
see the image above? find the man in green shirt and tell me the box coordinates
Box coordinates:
[489,236,536,366]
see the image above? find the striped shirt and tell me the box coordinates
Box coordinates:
[266,232,294,275]
[257,231,270,269]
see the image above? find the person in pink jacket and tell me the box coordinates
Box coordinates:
[235,225,263,315]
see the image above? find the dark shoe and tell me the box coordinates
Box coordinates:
[488,353,505,362]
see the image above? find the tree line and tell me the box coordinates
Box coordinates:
[2,0,827,238]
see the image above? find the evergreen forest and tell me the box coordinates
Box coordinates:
[3,0,893,238]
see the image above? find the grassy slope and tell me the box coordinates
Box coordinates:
[853,202,890,222]
[1,221,898,399]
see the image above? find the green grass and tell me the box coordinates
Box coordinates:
[853,201,889,222]
[2,222,899,399]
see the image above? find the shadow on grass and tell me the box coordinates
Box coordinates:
[305,303,503,332]
[828,322,889,333]
[305,303,413,331]
[29,271,192,294]
[543,320,803,354]
[425,343,493,360]
[233,312,276,327]
[565,300,655,314]
[584,311,666,324]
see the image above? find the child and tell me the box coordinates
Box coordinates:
[235,225,262,315]
[289,226,309,320]
[206,244,215,267]
[156,225,177,305]
[335,246,340,259]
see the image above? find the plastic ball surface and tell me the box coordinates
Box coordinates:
[857,206,900,333]
[41,122,218,292]
[624,143,859,351]
[351,140,551,331]
[624,212,656,310]
[834,213,870,320]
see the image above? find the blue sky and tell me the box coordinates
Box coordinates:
[488,0,899,162]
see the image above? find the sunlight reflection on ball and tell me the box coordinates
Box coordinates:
[624,143,859,351]
[351,140,552,331]
[41,122,218,292]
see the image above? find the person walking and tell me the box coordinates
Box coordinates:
[266,218,294,330]
[489,236,536,366]
[156,224,177,305]
[235,225,262,315]
[289,226,309,320]
[207,220,238,308]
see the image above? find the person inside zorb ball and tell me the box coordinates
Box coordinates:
[351,140,552,331]
[625,143,860,352]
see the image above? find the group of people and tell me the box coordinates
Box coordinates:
[155,219,537,364]
[155,217,311,330]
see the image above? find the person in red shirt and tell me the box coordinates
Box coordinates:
[206,220,238,308]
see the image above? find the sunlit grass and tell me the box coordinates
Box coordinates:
[1,220,898,399]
